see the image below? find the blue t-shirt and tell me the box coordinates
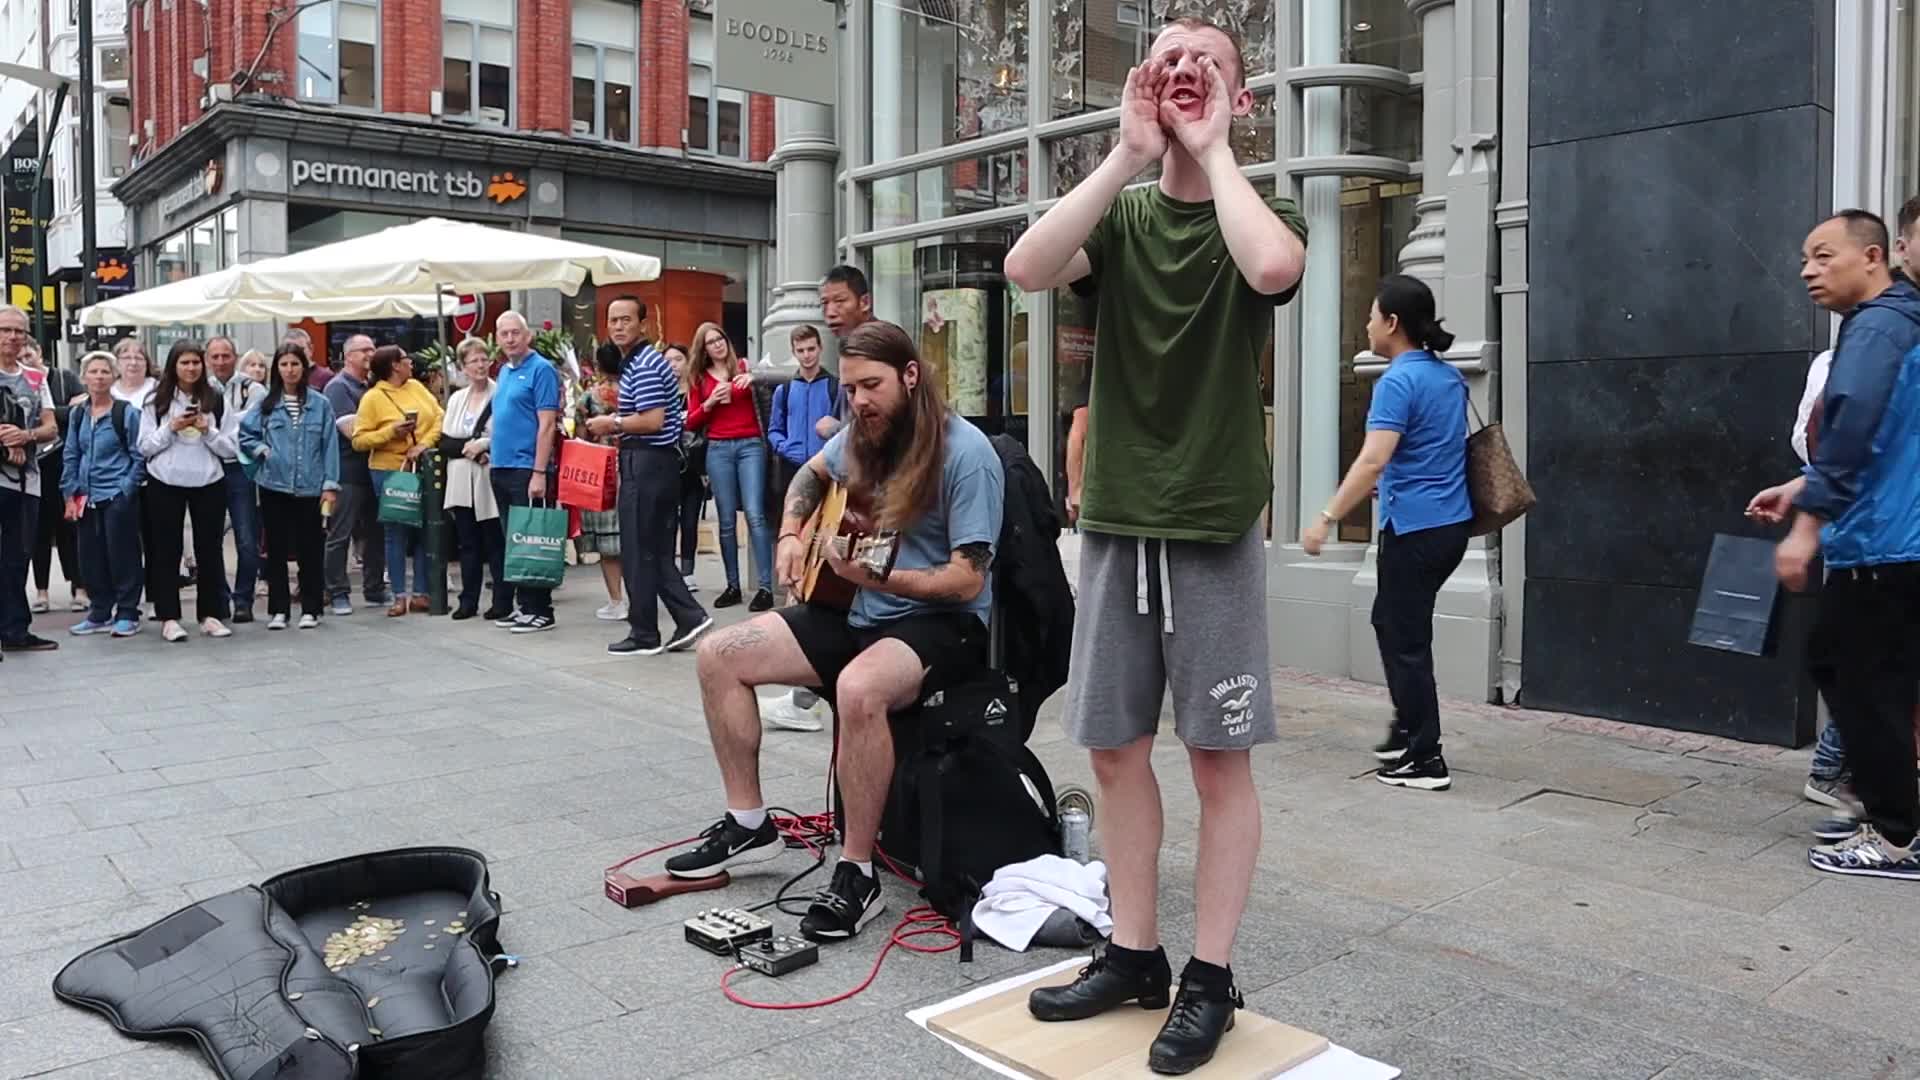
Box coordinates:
[822,414,1003,629]
[491,352,563,471]
[616,343,680,449]
[1366,349,1471,533]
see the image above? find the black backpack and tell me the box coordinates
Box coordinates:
[877,670,1062,960]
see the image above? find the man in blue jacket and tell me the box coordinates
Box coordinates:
[1750,209,1920,882]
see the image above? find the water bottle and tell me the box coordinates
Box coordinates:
[1060,808,1091,864]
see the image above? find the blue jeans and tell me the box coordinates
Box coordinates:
[0,486,35,641]
[222,462,260,613]
[78,493,144,623]
[370,470,428,599]
[706,436,772,591]
[1810,722,1848,781]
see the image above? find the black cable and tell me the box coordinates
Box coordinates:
[745,806,834,916]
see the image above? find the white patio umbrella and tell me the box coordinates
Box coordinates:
[79,265,454,328]
[207,217,662,300]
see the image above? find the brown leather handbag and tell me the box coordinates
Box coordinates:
[1465,398,1535,536]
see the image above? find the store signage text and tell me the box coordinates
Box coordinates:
[291,160,527,205]
[713,0,836,107]
[158,159,223,218]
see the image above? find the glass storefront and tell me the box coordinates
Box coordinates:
[849,0,1422,534]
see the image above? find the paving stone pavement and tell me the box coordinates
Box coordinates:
[2,562,1917,1080]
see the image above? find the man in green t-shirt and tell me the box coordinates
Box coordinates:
[1006,15,1307,1075]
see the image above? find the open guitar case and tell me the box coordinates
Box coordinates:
[52,847,510,1080]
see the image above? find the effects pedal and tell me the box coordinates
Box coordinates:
[605,870,729,908]
[738,935,819,978]
[684,908,774,955]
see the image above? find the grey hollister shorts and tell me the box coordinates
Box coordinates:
[1062,524,1277,751]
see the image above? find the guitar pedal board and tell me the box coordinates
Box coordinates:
[684,908,774,956]
[737,935,820,978]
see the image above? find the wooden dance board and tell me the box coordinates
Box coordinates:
[927,966,1330,1080]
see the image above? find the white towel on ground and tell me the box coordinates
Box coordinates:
[972,855,1115,952]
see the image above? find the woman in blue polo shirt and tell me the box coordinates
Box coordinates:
[1302,274,1471,792]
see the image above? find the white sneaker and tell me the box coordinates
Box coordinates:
[760,692,829,732]
[201,618,232,638]
[267,613,289,631]
[684,574,700,593]
[162,620,188,643]
[298,614,319,630]
[595,600,629,622]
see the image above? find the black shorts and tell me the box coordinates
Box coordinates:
[780,604,989,701]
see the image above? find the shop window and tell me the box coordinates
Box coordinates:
[297,0,378,109]
[870,0,1026,161]
[445,0,514,126]
[103,97,131,178]
[573,0,638,143]
[1050,0,1273,119]
[870,150,1027,233]
[689,13,748,158]
[867,225,1030,444]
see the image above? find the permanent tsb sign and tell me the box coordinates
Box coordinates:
[713,0,837,107]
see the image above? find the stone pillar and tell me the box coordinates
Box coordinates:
[1406,0,1498,363]
[759,99,839,373]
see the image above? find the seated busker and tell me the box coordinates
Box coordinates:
[665,321,1005,943]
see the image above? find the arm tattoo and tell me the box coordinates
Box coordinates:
[956,542,992,575]
[785,465,826,522]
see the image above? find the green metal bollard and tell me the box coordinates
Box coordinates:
[423,449,451,615]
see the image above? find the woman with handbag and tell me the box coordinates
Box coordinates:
[574,341,629,621]
[442,339,504,621]
[664,343,706,592]
[137,339,237,643]
[1302,275,1471,792]
[683,323,772,611]
[353,346,442,617]
[239,344,338,631]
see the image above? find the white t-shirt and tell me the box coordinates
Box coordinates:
[0,365,55,496]
[1791,349,1832,466]
[111,378,157,406]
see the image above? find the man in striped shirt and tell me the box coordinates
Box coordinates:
[590,295,713,655]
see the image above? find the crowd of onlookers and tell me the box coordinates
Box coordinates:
[0,270,875,695]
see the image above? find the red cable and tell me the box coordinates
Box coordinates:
[720,905,958,1010]
[603,811,838,876]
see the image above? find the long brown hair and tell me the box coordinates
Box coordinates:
[151,339,218,419]
[686,321,743,400]
[842,321,949,529]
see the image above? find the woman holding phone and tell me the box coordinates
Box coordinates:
[442,339,503,621]
[62,352,145,637]
[240,344,339,630]
[137,339,236,642]
[682,323,771,611]
[354,345,442,617]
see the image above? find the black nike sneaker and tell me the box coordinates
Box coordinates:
[1147,973,1244,1075]
[798,861,886,941]
[1029,945,1172,1021]
[663,814,781,879]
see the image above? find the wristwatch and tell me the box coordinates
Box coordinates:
[1318,509,1337,525]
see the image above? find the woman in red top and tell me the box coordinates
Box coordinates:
[683,322,772,610]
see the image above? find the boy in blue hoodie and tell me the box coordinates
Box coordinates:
[1750,209,1920,882]
[761,324,842,732]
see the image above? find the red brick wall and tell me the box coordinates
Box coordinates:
[384,0,442,116]
[225,0,295,101]
[749,94,774,161]
[517,0,573,133]
[641,0,689,150]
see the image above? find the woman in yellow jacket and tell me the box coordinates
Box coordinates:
[353,346,443,616]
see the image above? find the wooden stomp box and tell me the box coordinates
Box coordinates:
[928,968,1330,1079]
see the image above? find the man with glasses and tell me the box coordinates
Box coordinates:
[204,336,262,622]
[322,334,388,614]
[0,306,61,656]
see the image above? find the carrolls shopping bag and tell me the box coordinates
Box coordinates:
[376,465,425,527]
[557,438,618,512]
[1686,534,1784,657]
[504,502,569,588]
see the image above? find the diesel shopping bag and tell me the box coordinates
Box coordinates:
[557,438,618,512]
[1687,534,1783,657]
[504,503,569,588]
[376,466,425,527]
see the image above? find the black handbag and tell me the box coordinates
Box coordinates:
[439,400,492,463]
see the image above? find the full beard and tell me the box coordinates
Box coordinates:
[847,404,913,492]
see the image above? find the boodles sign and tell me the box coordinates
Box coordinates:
[713,0,837,107]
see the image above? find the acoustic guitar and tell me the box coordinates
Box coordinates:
[795,482,900,611]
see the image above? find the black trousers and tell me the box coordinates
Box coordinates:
[33,450,79,594]
[258,488,325,618]
[144,478,230,622]
[677,473,705,575]
[449,506,504,613]
[490,467,553,618]
[1371,521,1470,758]
[620,444,707,646]
[1808,563,1920,847]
